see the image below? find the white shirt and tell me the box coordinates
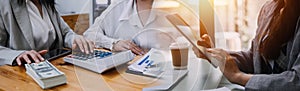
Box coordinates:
[84,0,179,50]
[26,0,56,51]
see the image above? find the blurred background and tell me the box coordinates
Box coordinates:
[214,0,269,51]
[55,0,269,51]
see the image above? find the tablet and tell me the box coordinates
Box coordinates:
[166,14,219,68]
[43,49,72,61]
[166,14,207,56]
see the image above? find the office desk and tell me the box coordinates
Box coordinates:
[0,49,236,91]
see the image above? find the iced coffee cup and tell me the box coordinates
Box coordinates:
[170,43,189,70]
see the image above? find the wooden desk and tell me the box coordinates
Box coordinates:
[0,49,232,91]
[0,56,163,91]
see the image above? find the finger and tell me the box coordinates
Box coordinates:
[207,48,222,54]
[87,40,95,52]
[199,34,213,48]
[208,49,228,62]
[131,43,144,55]
[36,50,46,61]
[202,34,210,40]
[75,38,84,53]
[28,51,40,63]
[193,47,211,63]
[210,53,223,61]
[197,40,206,45]
[128,45,142,55]
[197,40,211,48]
[80,38,89,54]
[199,54,208,59]
[193,47,209,60]
[72,44,81,52]
[208,48,228,57]
[126,42,142,55]
[72,43,77,50]
[202,34,212,44]
[130,48,141,55]
[128,41,139,48]
[16,57,22,66]
[22,54,31,64]
[129,42,144,55]
[38,50,48,55]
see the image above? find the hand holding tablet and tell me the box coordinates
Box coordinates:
[166,14,218,68]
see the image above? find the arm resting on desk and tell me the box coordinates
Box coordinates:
[0,46,24,66]
[245,68,300,90]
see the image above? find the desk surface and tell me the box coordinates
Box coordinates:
[0,49,231,91]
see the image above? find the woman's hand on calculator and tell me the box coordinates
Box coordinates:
[112,40,145,55]
[72,35,95,54]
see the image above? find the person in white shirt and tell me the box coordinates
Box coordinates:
[84,0,177,55]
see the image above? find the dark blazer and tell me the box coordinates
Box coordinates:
[229,1,300,90]
[0,0,75,65]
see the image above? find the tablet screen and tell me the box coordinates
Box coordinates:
[43,49,71,61]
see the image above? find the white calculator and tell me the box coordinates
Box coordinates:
[64,50,135,73]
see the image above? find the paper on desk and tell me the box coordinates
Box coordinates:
[128,49,163,72]
[127,48,165,77]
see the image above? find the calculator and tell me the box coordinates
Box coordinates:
[64,50,135,73]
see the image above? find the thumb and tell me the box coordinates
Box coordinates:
[203,34,212,42]
[38,50,48,55]
[72,43,77,49]
[197,40,211,48]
